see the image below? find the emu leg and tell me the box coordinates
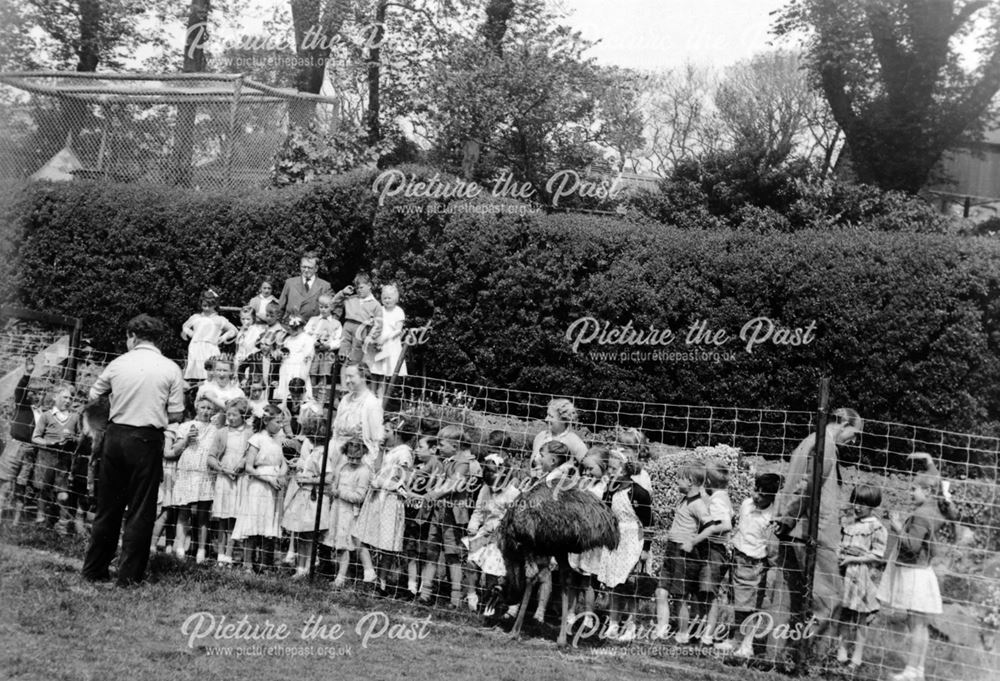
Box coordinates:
[509,572,534,640]
[557,559,574,647]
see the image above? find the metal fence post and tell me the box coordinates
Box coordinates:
[804,377,830,614]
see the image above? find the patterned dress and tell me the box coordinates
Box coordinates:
[840,515,888,614]
[232,432,286,539]
[354,445,414,552]
[330,390,384,468]
[282,438,333,533]
[322,461,371,551]
[172,420,218,506]
[211,425,251,520]
[466,484,522,577]
[596,485,644,588]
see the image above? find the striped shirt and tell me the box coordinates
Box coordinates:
[89,343,185,429]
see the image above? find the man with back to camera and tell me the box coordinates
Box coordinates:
[82,314,185,586]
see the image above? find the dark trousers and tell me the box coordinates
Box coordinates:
[82,424,163,586]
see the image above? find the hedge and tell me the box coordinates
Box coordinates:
[2,167,1000,448]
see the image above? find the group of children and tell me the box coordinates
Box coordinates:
[0,356,100,532]
[181,273,408,404]
[0,326,962,681]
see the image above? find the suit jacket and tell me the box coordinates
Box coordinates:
[277,276,332,321]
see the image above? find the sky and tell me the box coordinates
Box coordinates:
[559,0,788,71]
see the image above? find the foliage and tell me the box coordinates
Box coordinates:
[626,154,953,233]
[271,123,386,186]
[645,444,754,533]
[2,167,1000,440]
[772,0,1000,192]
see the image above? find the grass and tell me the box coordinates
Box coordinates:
[1,524,764,681]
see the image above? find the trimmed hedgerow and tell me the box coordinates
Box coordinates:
[2,167,1000,447]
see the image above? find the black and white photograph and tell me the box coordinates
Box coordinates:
[1,1,999,680]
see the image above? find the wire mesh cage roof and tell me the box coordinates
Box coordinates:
[0,71,339,189]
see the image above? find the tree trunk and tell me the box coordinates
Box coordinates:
[62,0,102,151]
[365,0,387,146]
[289,0,350,128]
[172,0,210,187]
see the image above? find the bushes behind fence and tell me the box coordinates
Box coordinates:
[2,168,1000,448]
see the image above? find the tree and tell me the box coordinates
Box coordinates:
[24,0,172,71]
[715,50,835,169]
[773,0,1000,192]
[638,64,721,178]
[288,0,352,127]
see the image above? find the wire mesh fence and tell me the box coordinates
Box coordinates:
[0,72,340,190]
[1,319,999,680]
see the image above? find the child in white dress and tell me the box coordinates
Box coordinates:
[281,426,333,578]
[234,306,264,386]
[464,452,521,612]
[324,438,372,588]
[208,398,252,566]
[233,406,288,572]
[171,398,219,564]
[369,284,407,396]
[354,416,417,590]
[181,289,237,382]
[275,315,313,401]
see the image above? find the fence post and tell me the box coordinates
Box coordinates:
[804,377,830,614]
[309,355,340,579]
[226,75,243,189]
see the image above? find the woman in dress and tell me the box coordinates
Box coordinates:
[330,364,384,469]
[530,398,588,473]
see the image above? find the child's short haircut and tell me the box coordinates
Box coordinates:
[437,424,466,446]
[418,434,438,449]
[318,293,333,305]
[706,461,729,490]
[487,429,511,450]
[540,440,571,466]
[240,305,256,317]
[678,461,707,487]
[850,484,882,508]
[354,272,372,286]
[225,397,250,417]
[755,473,782,497]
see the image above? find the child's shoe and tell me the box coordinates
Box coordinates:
[714,640,735,653]
[836,645,849,664]
[604,621,620,640]
[195,548,207,564]
[890,667,921,681]
[466,592,479,612]
[617,620,638,643]
[675,632,691,645]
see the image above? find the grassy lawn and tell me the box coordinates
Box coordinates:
[1,525,759,681]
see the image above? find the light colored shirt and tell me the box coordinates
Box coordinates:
[89,343,185,429]
[667,492,709,544]
[706,489,734,545]
[731,497,773,559]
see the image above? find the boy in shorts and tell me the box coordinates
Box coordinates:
[654,461,709,642]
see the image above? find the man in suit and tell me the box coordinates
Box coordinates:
[277,251,331,321]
